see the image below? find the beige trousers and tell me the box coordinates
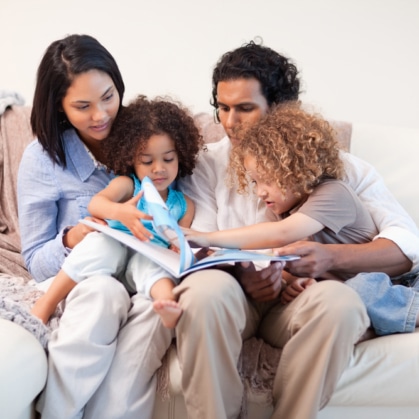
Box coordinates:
[174,271,369,419]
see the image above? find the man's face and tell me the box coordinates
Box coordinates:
[216,78,269,147]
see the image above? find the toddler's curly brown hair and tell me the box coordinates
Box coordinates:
[230,102,344,197]
[102,95,204,177]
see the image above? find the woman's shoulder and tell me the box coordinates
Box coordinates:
[20,138,52,166]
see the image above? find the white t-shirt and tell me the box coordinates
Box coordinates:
[178,135,419,272]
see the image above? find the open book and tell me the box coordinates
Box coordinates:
[81,176,299,278]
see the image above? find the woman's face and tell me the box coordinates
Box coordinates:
[61,69,120,146]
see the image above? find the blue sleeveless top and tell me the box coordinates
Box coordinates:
[107,175,187,248]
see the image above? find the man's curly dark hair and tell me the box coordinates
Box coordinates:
[102,95,204,178]
[211,40,301,119]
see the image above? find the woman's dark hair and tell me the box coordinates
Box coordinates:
[211,40,301,121]
[102,95,204,178]
[31,34,125,166]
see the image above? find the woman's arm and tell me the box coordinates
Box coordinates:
[17,140,112,281]
[18,143,69,281]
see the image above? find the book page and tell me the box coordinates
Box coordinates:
[80,219,184,277]
[141,177,195,271]
[182,248,300,276]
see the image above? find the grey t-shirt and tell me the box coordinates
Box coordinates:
[297,179,378,246]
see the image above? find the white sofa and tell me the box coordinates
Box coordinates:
[1,106,419,419]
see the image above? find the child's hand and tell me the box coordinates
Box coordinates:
[182,228,211,248]
[280,277,317,304]
[114,193,154,241]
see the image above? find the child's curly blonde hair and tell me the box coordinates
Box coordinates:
[230,102,344,197]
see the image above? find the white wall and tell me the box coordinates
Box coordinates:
[1,0,418,128]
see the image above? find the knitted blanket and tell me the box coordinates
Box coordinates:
[0,104,34,279]
[0,274,61,349]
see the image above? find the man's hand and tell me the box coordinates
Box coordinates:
[235,261,285,302]
[274,241,333,278]
[276,238,412,278]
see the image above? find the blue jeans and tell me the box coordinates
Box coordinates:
[346,272,419,335]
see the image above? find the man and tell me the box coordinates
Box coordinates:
[176,41,419,419]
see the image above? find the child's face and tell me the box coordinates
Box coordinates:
[244,154,301,216]
[135,134,179,193]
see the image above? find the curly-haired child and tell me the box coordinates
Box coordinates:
[186,102,379,302]
[32,95,204,328]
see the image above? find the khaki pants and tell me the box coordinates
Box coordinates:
[174,272,369,419]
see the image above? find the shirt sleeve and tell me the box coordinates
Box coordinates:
[17,142,68,281]
[341,151,419,272]
[178,145,220,232]
[298,182,359,234]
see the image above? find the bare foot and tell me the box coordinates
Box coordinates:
[153,299,183,328]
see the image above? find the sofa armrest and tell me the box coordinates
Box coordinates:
[0,319,47,419]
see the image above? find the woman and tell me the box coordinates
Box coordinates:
[17,34,172,419]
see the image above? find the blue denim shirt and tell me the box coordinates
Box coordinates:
[17,129,112,282]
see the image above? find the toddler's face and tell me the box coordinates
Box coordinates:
[244,154,301,216]
[135,134,179,197]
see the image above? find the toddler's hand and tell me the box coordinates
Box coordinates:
[280,277,317,304]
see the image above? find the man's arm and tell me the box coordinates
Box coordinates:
[276,238,412,278]
[342,151,419,272]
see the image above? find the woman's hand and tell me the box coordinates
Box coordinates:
[62,216,107,249]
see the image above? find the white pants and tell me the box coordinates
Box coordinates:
[36,275,173,418]
[62,231,178,298]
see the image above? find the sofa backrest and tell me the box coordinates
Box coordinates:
[350,122,419,227]
[193,112,352,151]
